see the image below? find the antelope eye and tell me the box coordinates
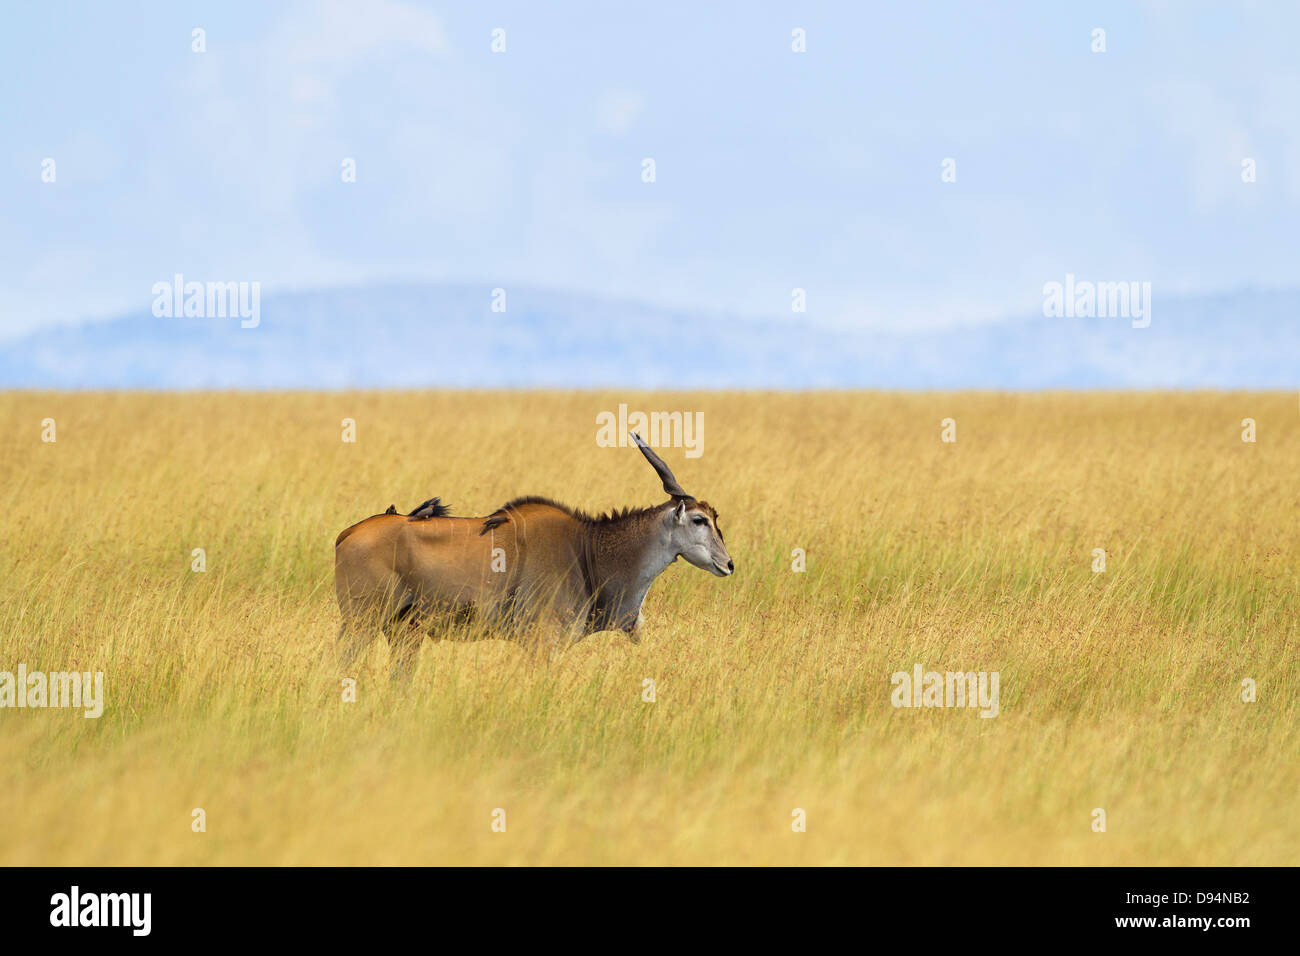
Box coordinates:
[692,516,708,526]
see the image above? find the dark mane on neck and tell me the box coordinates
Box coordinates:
[590,502,673,524]
[479,496,668,535]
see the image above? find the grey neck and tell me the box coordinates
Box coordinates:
[585,508,676,632]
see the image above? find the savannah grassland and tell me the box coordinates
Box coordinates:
[0,391,1296,866]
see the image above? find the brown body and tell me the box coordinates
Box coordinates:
[334,435,733,679]
[335,500,595,643]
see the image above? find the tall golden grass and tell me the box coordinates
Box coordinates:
[0,391,1296,865]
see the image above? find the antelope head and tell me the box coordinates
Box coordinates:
[631,433,734,577]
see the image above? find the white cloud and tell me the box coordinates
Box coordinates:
[1145,79,1255,211]
[280,0,445,66]
[596,90,646,134]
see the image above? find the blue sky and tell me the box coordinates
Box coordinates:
[3,1,1298,340]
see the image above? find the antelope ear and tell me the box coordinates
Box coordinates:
[673,500,688,524]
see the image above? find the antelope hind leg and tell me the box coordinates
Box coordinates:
[384,611,425,684]
[337,619,378,673]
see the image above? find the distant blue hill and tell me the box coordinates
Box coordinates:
[1,283,1297,389]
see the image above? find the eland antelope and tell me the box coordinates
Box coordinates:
[334,434,733,678]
